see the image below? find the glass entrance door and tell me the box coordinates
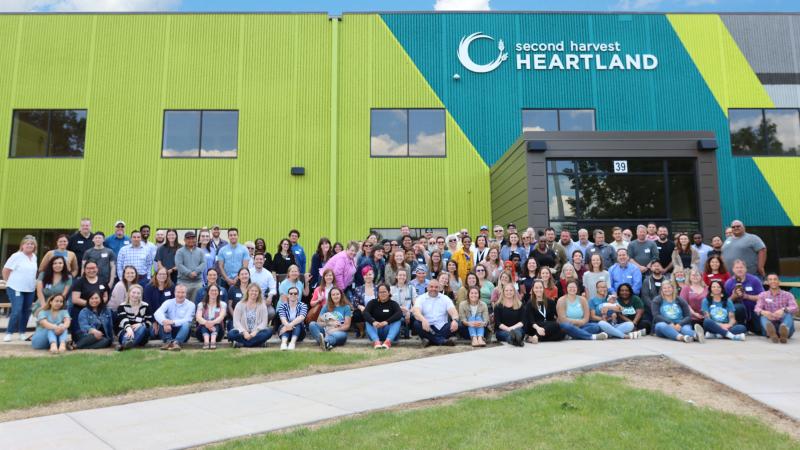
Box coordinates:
[547,158,700,233]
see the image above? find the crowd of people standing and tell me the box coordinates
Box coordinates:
[2,218,796,354]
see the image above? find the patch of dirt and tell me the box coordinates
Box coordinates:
[0,344,472,422]
[233,356,800,443]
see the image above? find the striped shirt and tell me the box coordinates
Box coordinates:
[278,301,308,322]
[116,302,152,332]
[117,244,155,280]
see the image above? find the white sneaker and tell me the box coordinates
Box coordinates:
[734,333,746,341]
[288,340,296,350]
[595,332,608,341]
[3,334,12,342]
[683,335,694,343]
[705,331,714,339]
[693,324,705,343]
[19,333,26,341]
[716,334,723,339]
[280,340,288,351]
[640,328,647,337]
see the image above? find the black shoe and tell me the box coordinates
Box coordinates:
[124,339,135,350]
[443,338,456,346]
[115,344,123,352]
[420,337,430,348]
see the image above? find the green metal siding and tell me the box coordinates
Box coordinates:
[335,15,490,240]
[490,141,528,230]
[0,14,334,246]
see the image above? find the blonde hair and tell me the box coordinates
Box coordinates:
[246,283,264,303]
[124,284,144,306]
[500,283,522,310]
[559,262,578,281]
[20,234,37,253]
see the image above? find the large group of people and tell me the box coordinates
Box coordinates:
[1,218,795,354]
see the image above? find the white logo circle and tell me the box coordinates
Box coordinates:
[457,32,508,73]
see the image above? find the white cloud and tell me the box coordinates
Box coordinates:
[434,0,490,11]
[371,134,408,156]
[409,131,445,156]
[614,0,663,11]
[163,148,237,158]
[0,0,181,12]
[523,126,546,132]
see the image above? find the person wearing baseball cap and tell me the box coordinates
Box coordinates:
[411,265,429,296]
[104,220,130,257]
[479,225,489,237]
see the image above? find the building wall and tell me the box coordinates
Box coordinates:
[0,12,797,248]
[489,140,528,230]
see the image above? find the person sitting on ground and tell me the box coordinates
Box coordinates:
[412,279,459,347]
[31,294,70,353]
[278,286,307,350]
[615,282,651,335]
[195,284,227,349]
[493,283,526,347]
[652,281,703,343]
[522,280,564,343]
[229,284,272,348]
[701,280,746,341]
[724,259,764,333]
[557,280,608,341]
[309,287,352,351]
[458,286,489,347]
[76,291,113,349]
[755,273,797,344]
[703,255,730,287]
[588,281,639,339]
[363,284,402,349]
[115,284,152,351]
[154,284,196,351]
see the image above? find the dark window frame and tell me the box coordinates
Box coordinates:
[747,226,800,278]
[369,108,447,159]
[729,107,800,157]
[521,108,597,132]
[161,109,239,160]
[545,157,699,224]
[8,109,87,159]
[0,228,74,266]
[370,227,449,240]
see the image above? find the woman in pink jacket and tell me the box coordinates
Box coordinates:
[323,241,359,291]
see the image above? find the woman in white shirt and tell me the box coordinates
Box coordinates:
[3,235,38,342]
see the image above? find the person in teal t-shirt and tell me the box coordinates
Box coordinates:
[31,294,71,353]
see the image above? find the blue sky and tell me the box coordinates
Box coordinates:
[3,0,798,13]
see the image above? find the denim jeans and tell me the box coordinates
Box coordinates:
[654,322,696,340]
[365,321,401,343]
[308,322,350,347]
[596,320,634,339]
[495,327,524,343]
[760,314,795,338]
[228,328,272,347]
[160,323,191,343]
[702,318,747,337]
[197,323,223,338]
[31,329,68,349]
[465,314,485,338]
[6,287,34,334]
[279,324,306,341]
[559,322,601,340]
[412,321,452,345]
[119,325,149,347]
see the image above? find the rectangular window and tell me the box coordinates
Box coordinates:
[522,109,595,132]
[370,228,448,241]
[747,227,800,277]
[9,110,86,158]
[730,108,800,157]
[162,110,238,158]
[370,109,446,157]
[1,229,73,266]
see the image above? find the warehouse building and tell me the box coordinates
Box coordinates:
[0,11,797,277]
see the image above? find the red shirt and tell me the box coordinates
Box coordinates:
[703,272,730,287]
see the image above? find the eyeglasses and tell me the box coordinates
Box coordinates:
[246,247,255,250]
[364,244,373,247]
[288,292,298,296]
[731,225,743,228]
[475,268,485,272]
[391,243,399,246]
[494,229,503,233]
[448,239,457,243]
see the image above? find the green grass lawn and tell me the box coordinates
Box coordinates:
[217,374,799,450]
[0,349,380,412]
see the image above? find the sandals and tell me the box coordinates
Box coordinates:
[209,343,217,350]
[202,343,210,350]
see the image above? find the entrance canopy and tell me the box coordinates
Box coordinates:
[490,131,721,239]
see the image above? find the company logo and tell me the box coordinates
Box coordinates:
[457,32,508,73]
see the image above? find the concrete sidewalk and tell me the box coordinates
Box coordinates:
[1,338,798,450]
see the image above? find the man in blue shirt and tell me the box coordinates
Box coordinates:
[608,248,642,295]
[216,228,250,288]
[104,220,130,256]
[154,284,196,351]
[289,229,306,274]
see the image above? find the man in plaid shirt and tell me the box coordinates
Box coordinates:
[116,230,155,283]
[755,273,797,344]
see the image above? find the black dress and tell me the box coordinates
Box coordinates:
[522,299,564,342]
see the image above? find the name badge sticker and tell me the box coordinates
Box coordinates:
[164,291,171,296]
[644,249,650,254]
[101,253,108,258]
[77,240,84,244]
[236,293,243,298]
[745,286,753,292]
